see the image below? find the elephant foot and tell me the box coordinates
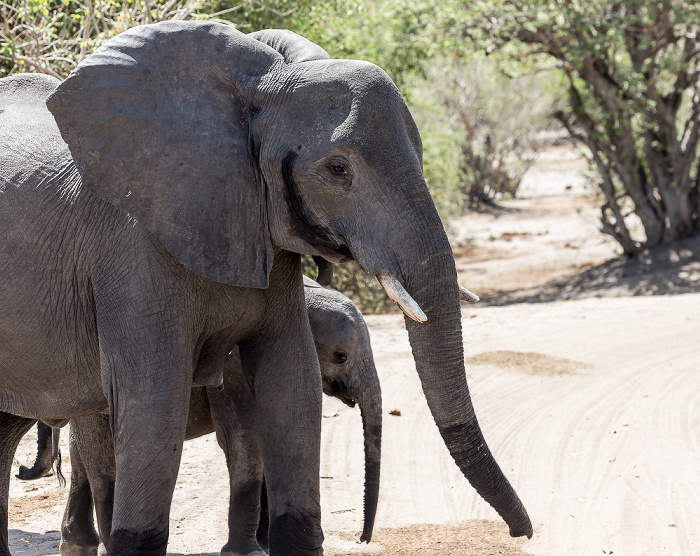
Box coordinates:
[221,540,268,556]
[59,539,98,556]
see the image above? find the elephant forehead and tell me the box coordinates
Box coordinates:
[324,64,421,157]
[278,60,420,159]
[290,59,403,116]
[310,307,361,348]
[311,59,396,95]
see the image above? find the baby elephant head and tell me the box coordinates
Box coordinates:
[304,277,381,543]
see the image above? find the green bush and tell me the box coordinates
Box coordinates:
[301,256,397,315]
[424,57,560,210]
[463,0,700,253]
[405,82,465,218]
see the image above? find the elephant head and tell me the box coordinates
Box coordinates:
[47,22,531,538]
[303,277,381,542]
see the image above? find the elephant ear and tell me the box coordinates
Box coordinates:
[302,275,322,289]
[47,21,283,288]
[249,29,331,63]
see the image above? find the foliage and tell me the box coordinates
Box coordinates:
[301,256,396,315]
[0,1,374,78]
[0,0,212,78]
[424,56,560,210]
[212,0,453,87]
[403,80,465,216]
[460,1,700,254]
[0,0,443,84]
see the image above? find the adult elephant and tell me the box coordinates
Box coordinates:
[0,21,531,556]
[27,278,383,555]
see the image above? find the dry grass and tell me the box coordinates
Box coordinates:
[465,350,590,376]
[9,487,67,523]
[330,521,531,555]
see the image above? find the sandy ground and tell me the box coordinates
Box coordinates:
[8,144,700,555]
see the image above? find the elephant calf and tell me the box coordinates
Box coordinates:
[50,277,381,556]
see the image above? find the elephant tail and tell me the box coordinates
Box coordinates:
[52,427,66,487]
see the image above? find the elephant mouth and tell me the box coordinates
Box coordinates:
[322,379,356,408]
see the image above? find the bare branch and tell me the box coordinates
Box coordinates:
[207,4,248,18]
[0,53,62,79]
[79,0,94,62]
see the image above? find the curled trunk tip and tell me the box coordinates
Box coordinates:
[438,421,532,539]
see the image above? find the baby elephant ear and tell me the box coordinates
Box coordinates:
[249,29,331,63]
[47,21,281,288]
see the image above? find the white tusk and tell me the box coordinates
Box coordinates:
[376,274,427,323]
[459,284,480,303]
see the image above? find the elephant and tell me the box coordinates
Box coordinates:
[20,277,382,554]
[0,21,531,556]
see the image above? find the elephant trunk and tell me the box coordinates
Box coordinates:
[384,217,532,538]
[16,421,53,481]
[354,366,382,543]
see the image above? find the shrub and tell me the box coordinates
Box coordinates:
[301,256,396,314]
[430,58,559,210]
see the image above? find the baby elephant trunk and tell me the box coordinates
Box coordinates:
[356,372,382,542]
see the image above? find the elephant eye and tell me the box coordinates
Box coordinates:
[333,350,348,364]
[329,163,347,176]
[326,156,351,181]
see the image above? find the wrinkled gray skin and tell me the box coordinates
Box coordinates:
[0,22,531,556]
[16,422,54,481]
[34,278,381,556]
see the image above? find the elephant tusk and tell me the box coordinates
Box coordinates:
[459,284,480,303]
[376,274,427,323]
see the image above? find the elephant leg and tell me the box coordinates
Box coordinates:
[0,412,36,556]
[256,479,269,552]
[91,276,198,556]
[251,365,323,556]
[16,421,53,480]
[106,376,191,556]
[239,257,324,556]
[248,344,323,556]
[60,415,113,556]
[102,345,192,556]
[208,360,266,556]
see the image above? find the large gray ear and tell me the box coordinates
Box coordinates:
[249,29,331,63]
[47,21,283,288]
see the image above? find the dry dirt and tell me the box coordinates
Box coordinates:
[8,144,700,555]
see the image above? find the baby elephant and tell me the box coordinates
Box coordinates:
[41,278,381,556]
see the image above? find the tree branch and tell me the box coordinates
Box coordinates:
[0,53,62,78]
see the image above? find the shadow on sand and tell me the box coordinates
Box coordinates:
[480,235,700,306]
[9,529,61,556]
[9,530,219,556]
